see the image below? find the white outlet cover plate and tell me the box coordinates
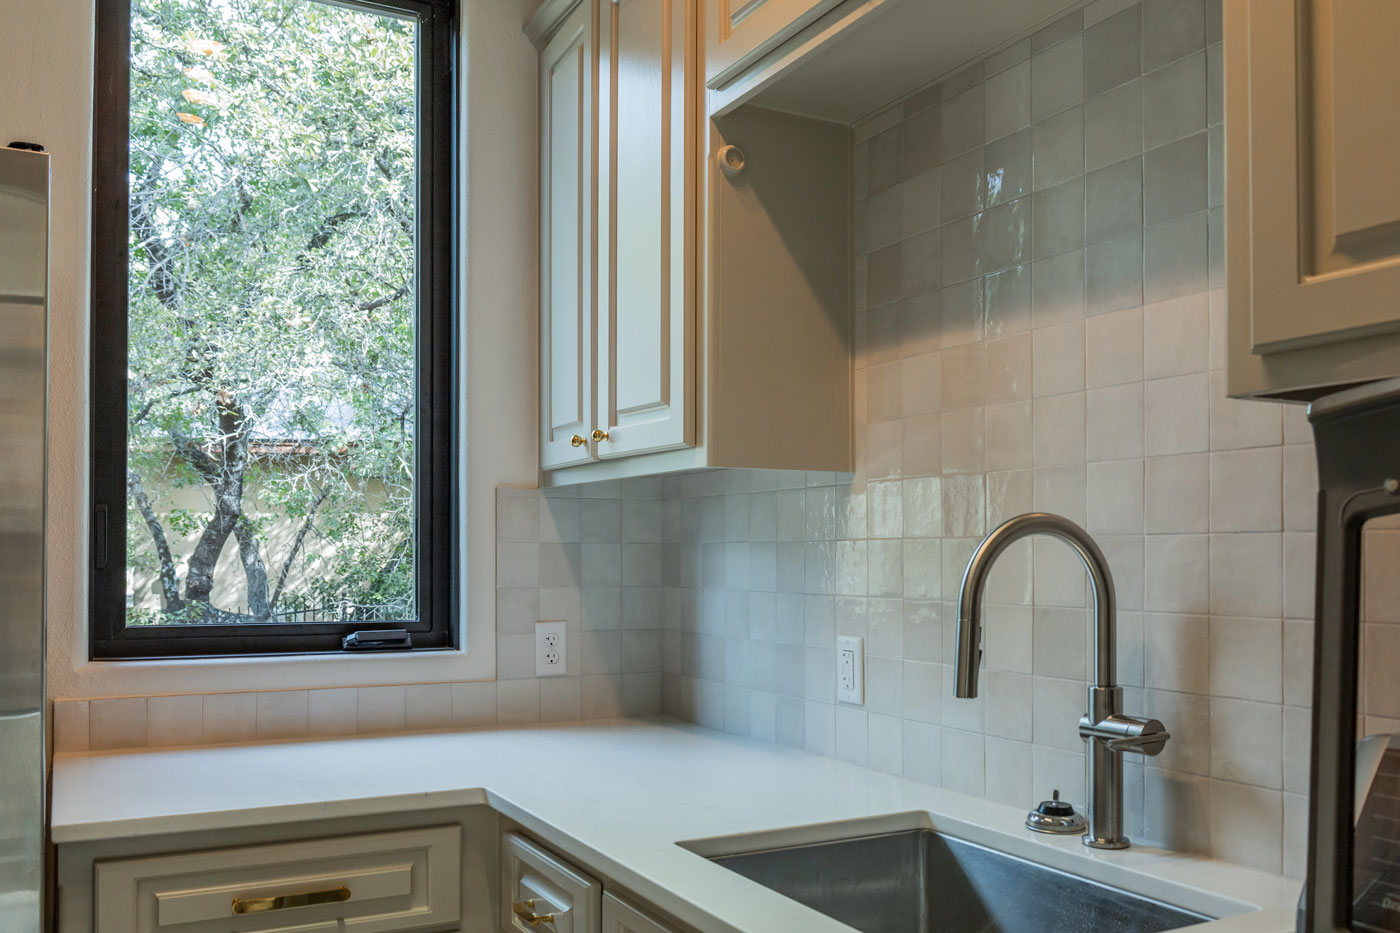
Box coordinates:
[836,634,864,705]
[535,621,568,677]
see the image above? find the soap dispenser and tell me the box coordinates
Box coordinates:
[1025,789,1087,836]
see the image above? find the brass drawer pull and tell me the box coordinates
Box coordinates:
[231,885,351,915]
[512,898,557,927]
[591,429,610,442]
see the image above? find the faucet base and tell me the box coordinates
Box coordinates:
[1083,835,1131,850]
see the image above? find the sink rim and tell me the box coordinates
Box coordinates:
[678,809,1258,923]
[707,825,1215,930]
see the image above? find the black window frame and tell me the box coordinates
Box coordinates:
[90,0,459,658]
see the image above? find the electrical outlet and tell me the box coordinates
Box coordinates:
[836,634,864,705]
[535,621,567,676]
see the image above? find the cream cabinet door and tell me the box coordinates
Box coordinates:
[594,0,695,460]
[601,893,678,933]
[1227,0,1400,396]
[540,1,598,470]
[704,0,843,87]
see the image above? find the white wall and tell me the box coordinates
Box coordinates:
[0,0,540,698]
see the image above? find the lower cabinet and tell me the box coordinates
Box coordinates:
[501,831,680,933]
[92,825,461,933]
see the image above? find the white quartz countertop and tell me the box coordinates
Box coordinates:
[51,717,1300,933]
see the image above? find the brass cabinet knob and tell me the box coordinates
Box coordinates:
[570,434,586,448]
[591,429,610,442]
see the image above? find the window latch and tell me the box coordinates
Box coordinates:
[341,629,412,651]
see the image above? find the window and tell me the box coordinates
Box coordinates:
[91,0,457,657]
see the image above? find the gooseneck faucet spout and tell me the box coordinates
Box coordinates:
[954,513,1116,698]
[954,513,1170,849]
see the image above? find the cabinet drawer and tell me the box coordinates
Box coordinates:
[501,832,600,933]
[94,825,461,933]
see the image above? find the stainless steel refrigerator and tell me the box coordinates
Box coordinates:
[0,143,49,932]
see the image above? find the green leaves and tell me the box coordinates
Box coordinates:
[126,0,420,622]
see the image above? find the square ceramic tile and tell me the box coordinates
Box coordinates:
[1031,321,1085,397]
[1144,372,1210,455]
[1210,447,1282,532]
[1210,697,1282,789]
[1144,212,1208,302]
[1087,459,1144,534]
[1143,535,1210,614]
[1030,250,1086,329]
[1085,81,1143,172]
[903,106,942,178]
[985,264,1032,338]
[308,687,358,736]
[1144,51,1207,149]
[1209,533,1283,617]
[985,333,1032,403]
[1143,611,1210,692]
[1146,454,1210,533]
[985,130,1032,207]
[1085,306,1144,388]
[1085,383,1144,461]
[1210,616,1283,703]
[1142,0,1206,72]
[255,691,309,741]
[941,84,984,158]
[1032,106,1083,191]
[984,60,1031,142]
[90,697,148,750]
[147,694,204,747]
[1086,157,1143,246]
[1031,34,1084,122]
[1085,233,1144,316]
[1143,292,1209,378]
[1033,394,1086,467]
[1084,4,1142,97]
[1143,133,1207,225]
[1031,177,1085,261]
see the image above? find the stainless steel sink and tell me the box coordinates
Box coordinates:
[708,829,1212,933]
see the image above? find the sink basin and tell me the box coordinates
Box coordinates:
[708,829,1212,933]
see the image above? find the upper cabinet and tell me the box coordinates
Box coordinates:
[528,0,853,485]
[1226,0,1400,400]
[703,0,843,88]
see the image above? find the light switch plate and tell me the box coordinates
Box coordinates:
[535,621,567,676]
[836,634,864,705]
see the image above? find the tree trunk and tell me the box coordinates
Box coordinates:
[181,402,253,614]
[127,469,182,612]
[234,517,271,620]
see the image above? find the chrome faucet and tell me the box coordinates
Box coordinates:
[954,513,1170,849]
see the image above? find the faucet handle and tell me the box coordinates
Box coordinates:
[1080,714,1170,756]
[1105,727,1170,756]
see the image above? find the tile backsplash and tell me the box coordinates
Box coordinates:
[654,0,1324,878]
[52,482,667,754]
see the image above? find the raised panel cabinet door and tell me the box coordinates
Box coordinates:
[540,0,598,470]
[1234,0,1400,357]
[594,0,695,460]
[703,0,844,87]
[601,893,678,933]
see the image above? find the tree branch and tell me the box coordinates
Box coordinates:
[269,486,331,610]
[131,385,202,427]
